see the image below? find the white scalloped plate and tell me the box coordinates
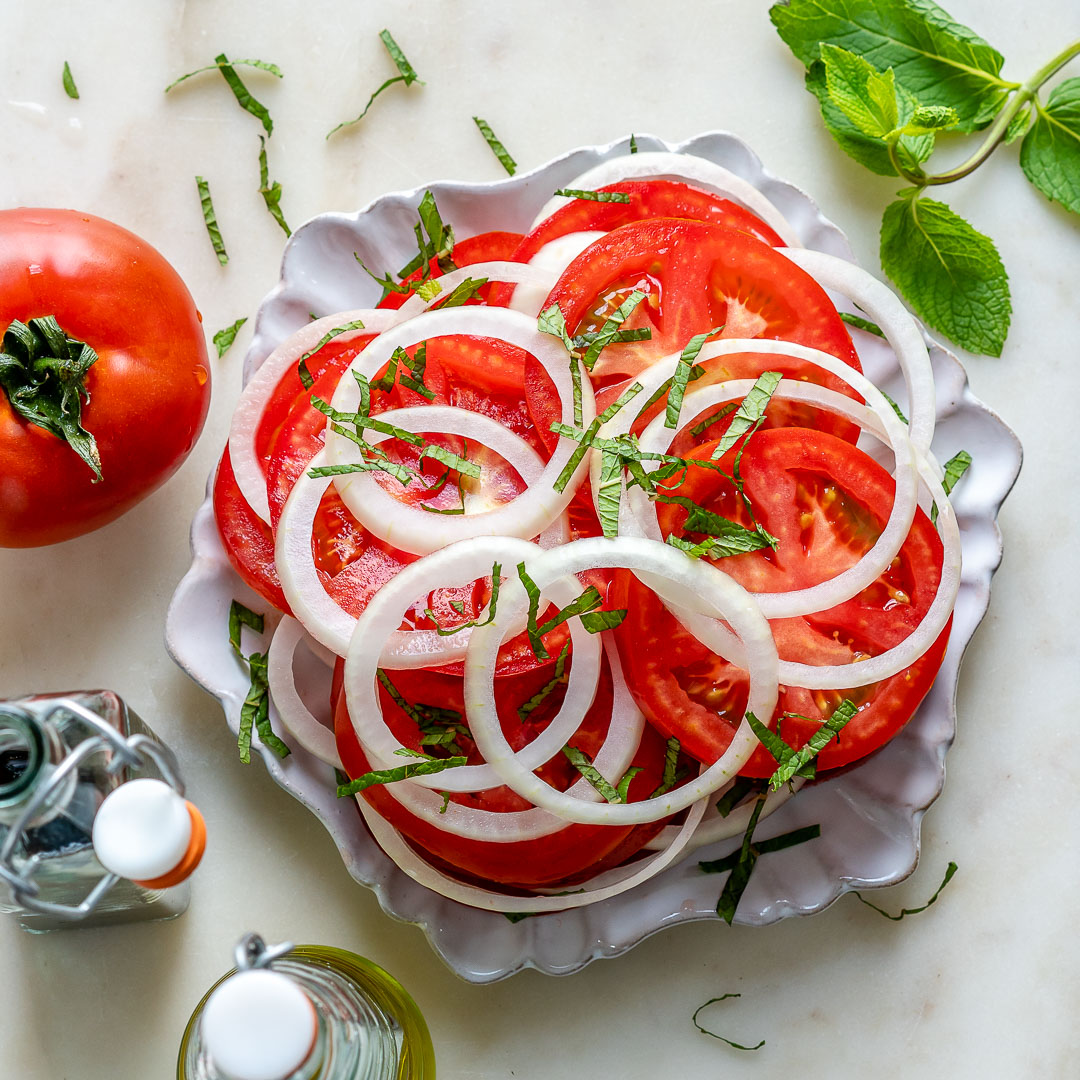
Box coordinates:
[166,132,1021,983]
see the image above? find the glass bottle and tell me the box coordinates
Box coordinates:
[178,933,436,1080]
[0,690,204,932]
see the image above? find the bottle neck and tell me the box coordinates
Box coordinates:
[0,709,51,824]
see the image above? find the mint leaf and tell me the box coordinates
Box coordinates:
[899,103,960,135]
[1004,103,1033,144]
[473,117,517,175]
[1020,78,1080,214]
[806,61,934,175]
[196,175,228,265]
[852,861,958,919]
[213,317,248,358]
[771,0,1012,132]
[327,29,423,139]
[880,192,1011,356]
[821,44,898,137]
[62,61,79,99]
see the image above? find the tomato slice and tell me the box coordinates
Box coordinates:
[333,654,669,887]
[376,230,524,310]
[542,218,860,391]
[613,427,950,774]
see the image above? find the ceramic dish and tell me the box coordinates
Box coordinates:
[166,131,1021,983]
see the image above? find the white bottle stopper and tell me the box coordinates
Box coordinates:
[201,969,318,1080]
[92,777,192,881]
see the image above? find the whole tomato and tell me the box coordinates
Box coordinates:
[0,209,211,546]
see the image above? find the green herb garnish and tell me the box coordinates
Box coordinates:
[328,29,423,139]
[649,737,685,799]
[516,563,626,660]
[839,311,885,337]
[228,600,289,763]
[666,326,725,429]
[554,188,632,203]
[165,58,283,94]
[473,117,517,175]
[337,753,468,797]
[562,746,641,804]
[772,1,1080,356]
[517,641,571,721]
[852,862,959,920]
[931,449,973,524]
[423,562,502,635]
[196,176,228,265]
[62,62,79,99]
[212,317,248,359]
[691,995,765,1052]
[258,136,290,237]
[212,52,275,135]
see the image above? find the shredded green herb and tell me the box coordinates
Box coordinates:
[666,326,725,428]
[473,117,517,174]
[691,995,765,1052]
[337,753,468,797]
[62,61,79,99]
[554,188,632,203]
[228,600,289,763]
[562,746,640,804]
[212,317,248,359]
[327,29,423,138]
[196,176,228,265]
[423,562,502,635]
[649,737,685,798]
[212,52,275,135]
[839,311,885,337]
[852,861,959,919]
[931,449,973,523]
[258,136,290,236]
[165,58,283,94]
[517,641,571,721]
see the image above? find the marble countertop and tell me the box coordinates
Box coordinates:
[1,2,1077,1076]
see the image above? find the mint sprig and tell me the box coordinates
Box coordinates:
[773,1,1080,357]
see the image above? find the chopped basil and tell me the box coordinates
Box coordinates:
[715,776,763,818]
[396,341,436,400]
[438,276,489,308]
[629,133,638,153]
[578,608,628,633]
[649,737,684,798]
[423,561,502,635]
[336,753,468,797]
[691,995,765,1052]
[655,493,777,555]
[212,52,274,136]
[563,746,640,804]
[419,442,481,479]
[196,176,228,265]
[212,317,248,359]
[839,311,885,337]
[473,117,517,175]
[62,61,79,99]
[881,389,910,425]
[165,57,283,94]
[517,563,605,661]
[666,326,725,428]
[689,402,737,438]
[258,136,290,237]
[299,319,366,375]
[228,599,264,655]
[582,290,647,371]
[327,29,423,138]
[554,188,632,204]
[438,791,452,813]
[746,699,857,791]
[710,371,783,460]
[852,861,958,920]
[931,449,973,523]
[517,641,571,721]
[228,601,289,763]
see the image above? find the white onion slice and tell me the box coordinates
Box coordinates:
[779,248,937,457]
[324,307,595,555]
[530,152,801,247]
[266,616,342,768]
[229,309,398,523]
[465,537,779,826]
[394,260,558,321]
[658,382,962,689]
[343,537,603,793]
[328,403,568,553]
[595,338,919,622]
[380,639,645,842]
[277,450,568,663]
[356,788,707,913]
[508,232,606,316]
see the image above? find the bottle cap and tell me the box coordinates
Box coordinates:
[201,969,318,1080]
[92,777,206,885]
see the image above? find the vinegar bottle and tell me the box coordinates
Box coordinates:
[0,690,205,931]
[178,933,436,1079]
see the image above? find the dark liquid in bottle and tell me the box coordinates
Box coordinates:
[0,749,29,786]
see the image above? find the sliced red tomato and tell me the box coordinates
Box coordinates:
[376,230,524,310]
[519,179,784,263]
[542,219,860,411]
[334,654,669,887]
[613,427,950,775]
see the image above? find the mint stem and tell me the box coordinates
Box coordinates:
[894,38,1080,187]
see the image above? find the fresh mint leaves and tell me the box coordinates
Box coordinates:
[880,192,1010,356]
[473,117,517,175]
[227,600,289,763]
[213,317,248,358]
[328,29,423,138]
[773,1,1080,357]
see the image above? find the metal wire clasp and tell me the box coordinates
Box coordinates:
[0,697,186,921]
[235,933,296,971]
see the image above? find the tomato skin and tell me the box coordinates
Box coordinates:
[614,427,951,774]
[0,209,210,546]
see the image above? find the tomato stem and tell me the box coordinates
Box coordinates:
[0,315,102,480]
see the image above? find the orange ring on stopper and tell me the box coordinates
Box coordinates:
[132,801,206,889]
